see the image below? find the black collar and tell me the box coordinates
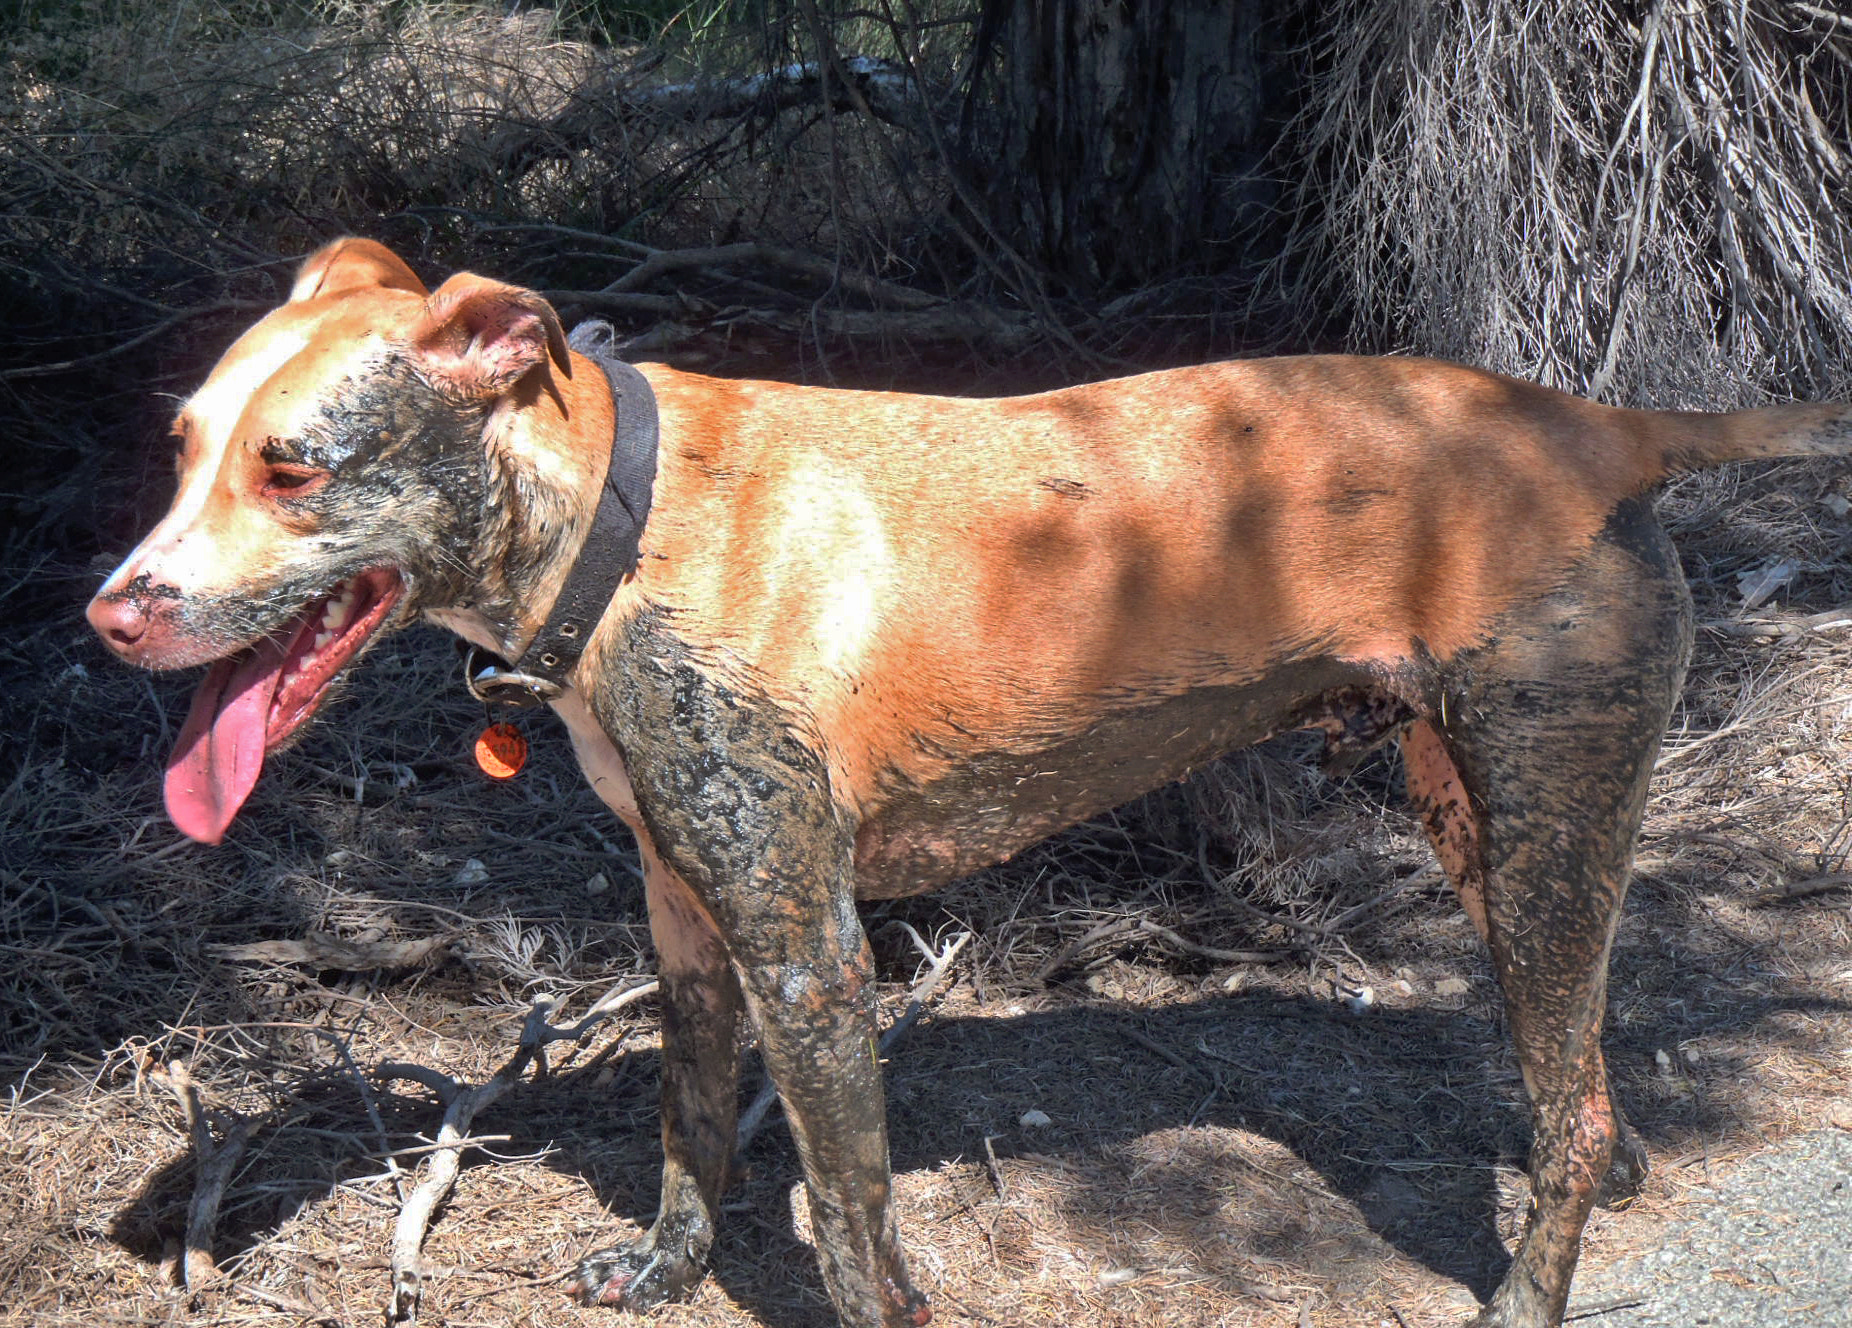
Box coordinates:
[465,321,659,707]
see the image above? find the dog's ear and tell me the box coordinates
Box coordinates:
[291,238,427,302]
[411,274,573,400]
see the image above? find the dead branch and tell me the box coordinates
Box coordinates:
[152,1058,255,1293]
[545,279,1039,353]
[375,979,657,1324]
[1746,873,1852,906]
[1701,606,1852,639]
[214,931,458,972]
[1132,919,1298,967]
[496,54,936,178]
[604,240,941,311]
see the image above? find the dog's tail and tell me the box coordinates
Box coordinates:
[1647,400,1852,475]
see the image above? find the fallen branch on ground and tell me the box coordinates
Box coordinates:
[375,978,658,1324]
[151,1057,255,1294]
[1747,874,1852,907]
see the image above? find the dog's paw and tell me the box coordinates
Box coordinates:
[569,1240,705,1310]
[1593,1124,1650,1210]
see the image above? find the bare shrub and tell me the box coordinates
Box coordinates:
[1278,0,1852,405]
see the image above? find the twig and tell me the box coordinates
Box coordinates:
[981,1134,1008,1200]
[1197,840,1335,937]
[876,923,973,1051]
[1124,1027,1213,1084]
[1701,607,1852,639]
[375,978,657,1323]
[1132,919,1295,966]
[1323,867,1443,934]
[380,1070,508,1323]
[1746,873,1852,906]
[0,303,257,380]
[154,1059,254,1293]
[234,1281,340,1324]
[301,1023,409,1201]
[1565,1294,1649,1320]
[604,240,942,311]
[542,286,1037,349]
[1031,916,1137,982]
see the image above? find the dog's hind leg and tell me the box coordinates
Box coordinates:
[1424,499,1690,1328]
[575,847,744,1309]
[1402,721,1649,1214]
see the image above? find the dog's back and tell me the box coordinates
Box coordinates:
[629,354,1842,897]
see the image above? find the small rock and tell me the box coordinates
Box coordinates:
[1435,977,1471,997]
[585,871,611,896]
[454,858,490,885]
[1019,1109,1052,1129]
[1345,985,1377,1015]
[1655,1048,1673,1072]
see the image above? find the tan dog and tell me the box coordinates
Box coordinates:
[87,238,1852,1328]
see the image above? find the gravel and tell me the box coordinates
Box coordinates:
[1568,1127,1852,1328]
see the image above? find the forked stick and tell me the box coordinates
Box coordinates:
[153,1058,254,1293]
[376,979,658,1324]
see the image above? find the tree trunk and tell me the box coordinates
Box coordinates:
[986,0,1272,290]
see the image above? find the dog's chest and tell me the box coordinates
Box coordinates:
[552,689,642,826]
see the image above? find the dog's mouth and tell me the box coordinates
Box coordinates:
[164,567,403,844]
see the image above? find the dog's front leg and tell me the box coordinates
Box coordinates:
[576,847,743,1309]
[671,807,926,1328]
[727,874,928,1328]
[594,641,929,1327]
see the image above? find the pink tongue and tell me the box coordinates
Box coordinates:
[163,634,291,844]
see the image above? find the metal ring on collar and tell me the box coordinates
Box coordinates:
[464,646,564,707]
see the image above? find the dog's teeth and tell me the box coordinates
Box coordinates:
[325,593,351,629]
[314,630,334,650]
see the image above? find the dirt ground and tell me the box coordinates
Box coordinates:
[4,444,1852,1328]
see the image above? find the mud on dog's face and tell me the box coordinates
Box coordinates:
[85,238,570,844]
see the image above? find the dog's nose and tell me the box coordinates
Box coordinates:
[87,590,152,652]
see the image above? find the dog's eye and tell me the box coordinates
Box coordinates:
[261,465,328,499]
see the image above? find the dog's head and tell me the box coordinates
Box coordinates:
[86,238,572,844]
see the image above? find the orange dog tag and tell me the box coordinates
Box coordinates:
[474,722,527,780]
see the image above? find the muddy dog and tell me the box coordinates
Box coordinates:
[87,238,1852,1327]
